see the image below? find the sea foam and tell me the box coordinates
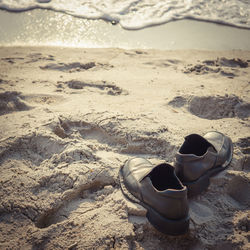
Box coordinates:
[0,0,249,30]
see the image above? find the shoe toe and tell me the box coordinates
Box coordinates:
[204,131,233,167]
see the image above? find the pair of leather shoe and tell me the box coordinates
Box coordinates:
[119,131,233,236]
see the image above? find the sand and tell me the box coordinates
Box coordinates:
[0,46,249,249]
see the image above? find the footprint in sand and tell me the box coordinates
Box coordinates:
[35,174,116,228]
[59,80,128,96]
[1,57,25,64]
[203,58,248,68]
[26,53,55,63]
[0,91,31,115]
[40,61,114,73]
[168,95,250,120]
[40,62,96,72]
[51,118,120,144]
[227,172,250,207]
[183,64,221,75]
[0,133,65,166]
[23,94,65,105]
[0,79,9,86]
[0,92,65,114]
[188,95,250,120]
[51,117,170,157]
[183,57,248,78]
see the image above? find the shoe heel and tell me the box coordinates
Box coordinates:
[146,208,189,235]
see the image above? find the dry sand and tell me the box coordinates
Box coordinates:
[0,46,249,249]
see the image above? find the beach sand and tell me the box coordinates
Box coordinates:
[0,46,249,249]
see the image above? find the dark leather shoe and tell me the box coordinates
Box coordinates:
[119,157,189,235]
[175,131,233,197]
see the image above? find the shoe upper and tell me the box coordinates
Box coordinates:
[175,131,233,182]
[121,157,188,220]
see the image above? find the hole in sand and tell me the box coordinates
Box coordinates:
[188,95,249,120]
[168,95,250,120]
[227,175,250,206]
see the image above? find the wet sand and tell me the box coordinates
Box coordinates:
[1,9,250,50]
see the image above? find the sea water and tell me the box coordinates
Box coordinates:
[0,0,249,30]
[0,0,249,49]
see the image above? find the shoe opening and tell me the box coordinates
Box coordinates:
[149,164,183,191]
[179,134,211,156]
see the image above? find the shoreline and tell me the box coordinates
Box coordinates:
[1,45,250,51]
[1,9,250,50]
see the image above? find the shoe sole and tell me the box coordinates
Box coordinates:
[183,139,234,197]
[119,162,189,236]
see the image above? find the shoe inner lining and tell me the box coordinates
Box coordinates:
[149,164,183,191]
[179,134,211,156]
